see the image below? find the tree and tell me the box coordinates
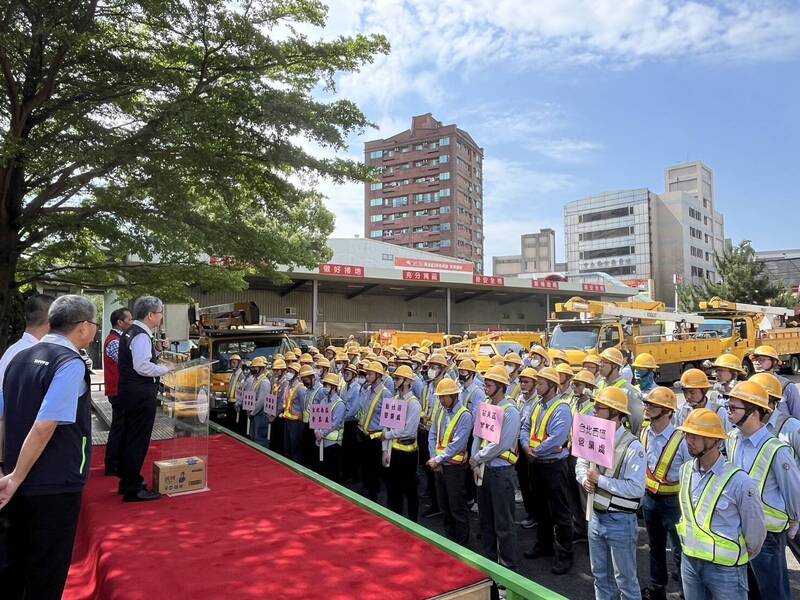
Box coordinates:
[0,1,389,348]
[678,240,795,311]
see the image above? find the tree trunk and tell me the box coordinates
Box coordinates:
[0,225,22,353]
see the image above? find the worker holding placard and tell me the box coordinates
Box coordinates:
[515,367,538,531]
[469,365,521,571]
[427,378,473,544]
[380,365,422,521]
[247,357,270,448]
[575,386,646,600]
[358,360,391,502]
[567,369,597,542]
[311,372,346,482]
[639,386,691,600]
[520,366,574,575]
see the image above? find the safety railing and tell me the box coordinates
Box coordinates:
[209,422,568,600]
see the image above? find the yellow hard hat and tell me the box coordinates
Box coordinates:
[421,339,433,347]
[274,353,284,361]
[325,345,337,354]
[530,345,549,361]
[713,353,744,373]
[396,350,411,362]
[230,354,242,362]
[366,352,378,361]
[680,368,710,389]
[393,365,415,380]
[632,353,658,370]
[749,372,782,400]
[729,380,772,411]
[347,347,360,356]
[358,359,370,370]
[504,352,523,366]
[518,367,538,381]
[490,354,505,366]
[315,357,331,369]
[582,353,602,367]
[435,378,462,396]
[427,354,448,368]
[556,363,574,377]
[287,362,301,373]
[292,348,302,358]
[536,366,561,386]
[344,363,359,375]
[365,360,385,376]
[322,372,341,387]
[599,347,625,367]
[572,369,597,387]
[382,345,396,355]
[750,345,779,361]
[411,352,426,363]
[678,407,728,439]
[418,346,431,356]
[250,356,268,368]
[595,386,630,415]
[483,365,510,386]
[308,346,319,354]
[646,386,677,411]
[272,358,287,370]
[298,364,315,378]
[458,358,478,373]
[548,348,569,364]
[335,352,348,362]
[299,353,313,365]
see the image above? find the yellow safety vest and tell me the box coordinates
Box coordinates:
[676,461,748,566]
[323,398,344,443]
[434,405,470,464]
[302,386,322,423]
[593,430,641,513]
[529,398,569,449]
[390,395,419,452]
[282,382,303,421]
[480,402,518,465]
[228,368,245,402]
[359,385,385,434]
[421,384,432,427]
[597,377,627,392]
[639,426,682,495]
[509,382,521,403]
[728,432,790,533]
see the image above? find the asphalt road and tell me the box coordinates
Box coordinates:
[90,372,800,599]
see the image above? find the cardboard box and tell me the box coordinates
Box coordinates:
[153,456,206,494]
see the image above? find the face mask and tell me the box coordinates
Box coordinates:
[531,357,542,368]
[505,365,515,374]
[315,368,323,378]
[357,376,366,385]
[286,372,296,381]
[388,365,397,373]
[427,368,440,380]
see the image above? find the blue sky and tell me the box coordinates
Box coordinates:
[300,0,800,268]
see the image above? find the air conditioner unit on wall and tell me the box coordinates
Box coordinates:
[285,307,297,316]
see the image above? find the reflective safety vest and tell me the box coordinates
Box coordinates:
[434,405,470,464]
[509,382,521,403]
[322,399,344,443]
[359,385,385,434]
[529,398,569,449]
[480,402,518,465]
[728,432,790,533]
[593,429,641,513]
[390,395,419,452]
[639,426,682,495]
[421,384,432,428]
[228,368,245,401]
[676,461,749,566]
[302,387,321,423]
[573,399,595,416]
[282,382,303,421]
[596,377,627,392]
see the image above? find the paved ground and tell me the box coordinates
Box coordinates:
[89,371,800,599]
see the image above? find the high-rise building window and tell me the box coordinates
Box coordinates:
[369,230,382,238]
[370,214,383,223]
[440,206,451,214]
[440,239,451,248]
[439,155,449,164]
[370,182,382,191]
[439,171,450,180]
[369,198,384,207]
[437,188,451,198]
[439,136,450,146]
[441,222,451,231]
[369,150,383,159]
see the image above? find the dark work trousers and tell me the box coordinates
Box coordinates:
[566,455,588,538]
[302,425,316,468]
[642,492,682,591]
[104,395,124,474]
[283,419,304,464]
[465,433,477,504]
[117,385,158,495]
[436,464,470,544]
[529,458,574,557]
[268,415,285,455]
[748,531,791,600]
[341,420,360,482]
[418,427,439,510]
[229,404,248,436]
[359,432,382,501]
[387,448,419,522]
[2,491,82,600]
[477,465,519,569]
[249,412,268,448]
[318,443,342,483]
[515,442,535,520]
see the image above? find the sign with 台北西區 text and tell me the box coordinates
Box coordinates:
[571,413,616,469]
[309,404,332,430]
[264,394,279,417]
[473,403,504,445]
[379,398,408,429]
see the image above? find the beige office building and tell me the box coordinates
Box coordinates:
[492,228,556,277]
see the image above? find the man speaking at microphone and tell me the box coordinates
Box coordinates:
[116,296,172,502]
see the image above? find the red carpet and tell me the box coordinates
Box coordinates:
[64,435,488,600]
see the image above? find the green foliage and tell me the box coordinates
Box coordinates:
[677,241,795,311]
[0,0,389,312]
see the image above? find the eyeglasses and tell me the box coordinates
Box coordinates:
[151,310,163,314]
[726,404,746,413]
[75,320,99,327]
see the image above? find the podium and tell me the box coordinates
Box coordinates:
[156,356,212,495]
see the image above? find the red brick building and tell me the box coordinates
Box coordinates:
[364,113,484,273]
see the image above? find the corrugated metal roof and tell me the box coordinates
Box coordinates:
[326,238,472,269]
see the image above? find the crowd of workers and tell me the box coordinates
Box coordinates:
[230,339,800,600]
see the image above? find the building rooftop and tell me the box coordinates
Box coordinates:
[325,237,472,270]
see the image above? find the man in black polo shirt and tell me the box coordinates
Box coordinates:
[0,295,97,600]
[116,296,171,501]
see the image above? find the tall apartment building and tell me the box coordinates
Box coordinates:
[364,114,484,273]
[492,228,556,276]
[564,162,724,303]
